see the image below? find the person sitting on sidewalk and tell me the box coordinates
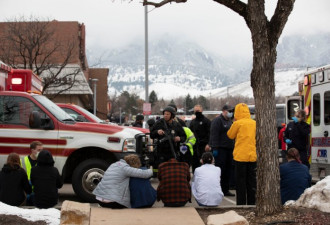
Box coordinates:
[157,157,191,207]
[0,153,32,206]
[93,154,153,209]
[280,148,311,204]
[30,150,63,208]
[192,152,224,206]
[127,155,157,208]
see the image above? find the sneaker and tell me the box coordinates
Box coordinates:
[224,191,235,197]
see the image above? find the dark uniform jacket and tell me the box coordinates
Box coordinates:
[0,164,32,206]
[209,114,234,150]
[284,121,310,152]
[157,159,191,204]
[150,118,186,158]
[189,114,211,146]
[30,150,63,208]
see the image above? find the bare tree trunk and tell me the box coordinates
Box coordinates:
[249,15,283,214]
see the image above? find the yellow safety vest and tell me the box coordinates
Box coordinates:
[21,156,33,181]
[183,127,196,156]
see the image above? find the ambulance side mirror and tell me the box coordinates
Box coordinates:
[29,111,41,129]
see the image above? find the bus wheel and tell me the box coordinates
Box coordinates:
[72,159,110,202]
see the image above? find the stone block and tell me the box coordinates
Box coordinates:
[61,200,91,225]
[207,210,249,225]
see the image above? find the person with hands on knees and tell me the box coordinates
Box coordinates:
[284,109,311,168]
[192,152,224,206]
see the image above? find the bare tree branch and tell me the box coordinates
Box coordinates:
[142,0,187,7]
[212,0,247,18]
[268,0,295,49]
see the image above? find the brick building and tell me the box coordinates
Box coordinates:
[0,20,109,116]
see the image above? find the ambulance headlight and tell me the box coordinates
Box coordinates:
[123,138,136,152]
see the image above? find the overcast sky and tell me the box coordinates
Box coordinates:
[1,0,330,58]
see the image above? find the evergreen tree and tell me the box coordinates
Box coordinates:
[149,90,158,107]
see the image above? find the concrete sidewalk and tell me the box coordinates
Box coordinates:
[90,207,205,225]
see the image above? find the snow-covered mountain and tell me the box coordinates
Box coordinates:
[87,32,330,100]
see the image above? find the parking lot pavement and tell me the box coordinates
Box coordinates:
[58,179,237,208]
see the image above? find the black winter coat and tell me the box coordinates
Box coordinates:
[150,118,186,156]
[0,164,32,206]
[209,114,234,149]
[189,114,211,145]
[30,150,63,208]
[284,121,310,152]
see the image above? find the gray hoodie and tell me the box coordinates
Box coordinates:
[93,159,152,208]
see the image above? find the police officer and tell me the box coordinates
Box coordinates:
[150,106,186,164]
[189,104,211,172]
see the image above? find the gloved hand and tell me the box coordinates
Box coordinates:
[285,139,292,144]
[292,117,298,123]
[212,150,218,157]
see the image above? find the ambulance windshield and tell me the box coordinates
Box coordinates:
[33,95,75,122]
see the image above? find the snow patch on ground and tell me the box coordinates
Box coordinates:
[286,176,330,213]
[0,202,60,225]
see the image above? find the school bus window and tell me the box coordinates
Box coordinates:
[313,94,320,126]
[324,91,330,125]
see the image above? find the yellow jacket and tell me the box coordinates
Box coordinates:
[227,103,257,162]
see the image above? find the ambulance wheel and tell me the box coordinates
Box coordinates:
[72,159,110,202]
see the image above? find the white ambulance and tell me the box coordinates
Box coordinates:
[0,65,144,202]
[286,64,330,181]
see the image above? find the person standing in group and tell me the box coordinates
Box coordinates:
[133,114,144,128]
[30,150,63,208]
[0,153,32,206]
[150,106,186,164]
[21,141,43,205]
[189,104,211,172]
[157,157,191,207]
[278,123,287,163]
[284,109,311,168]
[227,103,257,205]
[192,152,224,206]
[206,104,235,197]
[168,103,186,126]
[280,148,311,204]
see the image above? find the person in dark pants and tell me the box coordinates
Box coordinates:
[284,109,310,168]
[150,106,186,164]
[280,148,311,204]
[30,150,63,208]
[227,103,257,205]
[189,104,211,173]
[206,104,235,197]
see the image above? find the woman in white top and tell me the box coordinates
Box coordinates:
[192,152,224,206]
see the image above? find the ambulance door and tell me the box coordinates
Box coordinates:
[0,95,59,166]
[311,72,330,178]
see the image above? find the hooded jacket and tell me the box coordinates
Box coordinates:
[30,150,63,208]
[227,103,257,162]
[0,164,32,206]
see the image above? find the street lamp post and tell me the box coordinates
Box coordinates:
[92,79,98,115]
[145,5,149,104]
